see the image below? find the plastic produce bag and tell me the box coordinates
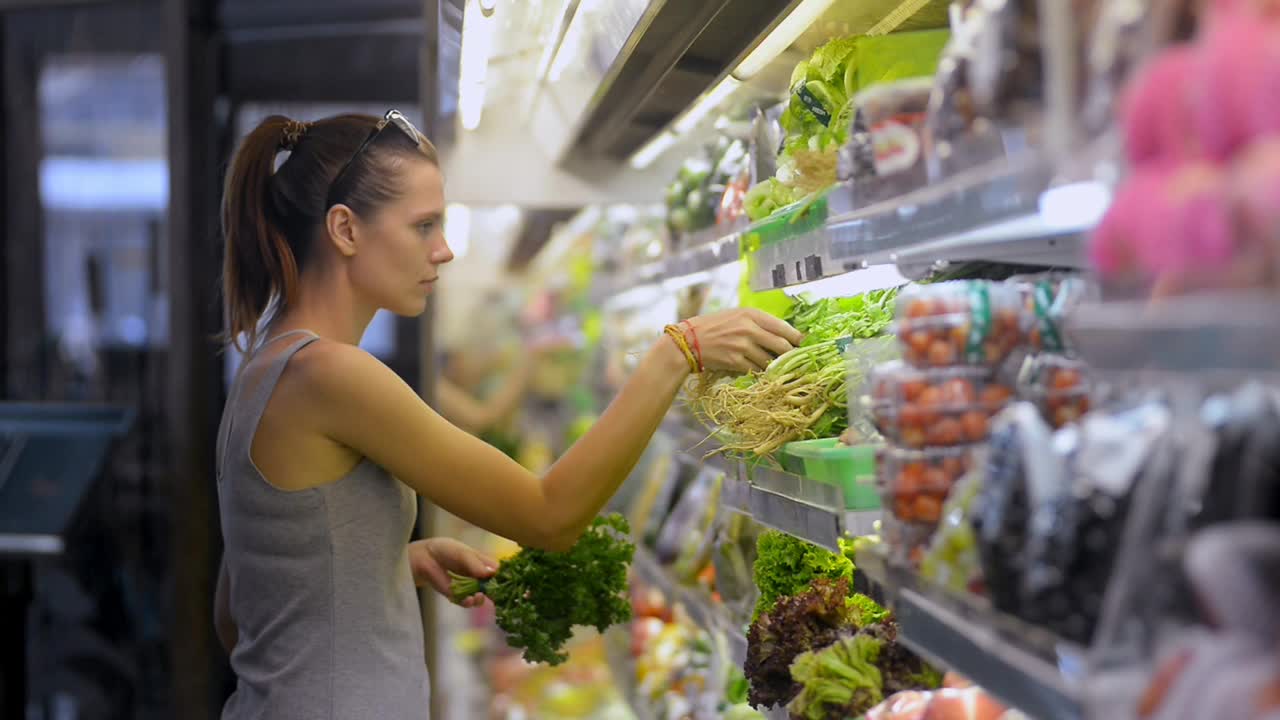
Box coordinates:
[1021,399,1176,645]
[970,403,1054,615]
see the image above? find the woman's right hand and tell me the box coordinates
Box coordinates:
[683,308,804,374]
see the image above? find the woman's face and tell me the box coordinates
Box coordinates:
[350,158,453,317]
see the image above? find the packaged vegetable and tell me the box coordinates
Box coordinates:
[895,281,1025,367]
[842,78,936,200]
[921,473,985,594]
[878,445,978,526]
[1020,400,1175,644]
[869,361,1014,447]
[971,404,1051,616]
[1017,354,1093,428]
[1194,382,1280,530]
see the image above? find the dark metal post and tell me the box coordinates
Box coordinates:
[165,0,227,716]
[2,16,46,401]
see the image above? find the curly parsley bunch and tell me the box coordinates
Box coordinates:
[450,513,635,665]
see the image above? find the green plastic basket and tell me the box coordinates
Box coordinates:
[780,439,880,510]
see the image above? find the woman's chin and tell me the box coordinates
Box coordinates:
[388,296,430,318]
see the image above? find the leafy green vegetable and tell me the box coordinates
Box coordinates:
[849,593,891,627]
[722,704,766,720]
[753,531,855,620]
[689,288,899,455]
[746,577,857,709]
[859,622,943,696]
[744,178,804,222]
[780,36,861,157]
[787,632,885,720]
[787,288,900,345]
[449,514,635,666]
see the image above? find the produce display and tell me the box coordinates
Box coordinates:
[869,361,1013,447]
[895,282,1025,368]
[689,289,898,457]
[450,514,636,665]
[1016,354,1092,429]
[748,30,950,220]
[878,445,976,527]
[666,137,750,240]
[745,576,863,709]
[469,3,1280,720]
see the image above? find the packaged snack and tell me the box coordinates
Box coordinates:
[895,281,1026,367]
[868,361,1015,447]
[1017,354,1093,428]
[878,445,977,525]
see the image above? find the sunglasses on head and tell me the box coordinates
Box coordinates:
[326,109,423,206]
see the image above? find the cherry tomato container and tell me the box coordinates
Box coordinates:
[876,445,977,525]
[881,517,937,568]
[1018,354,1093,428]
[868,361,1015,447]
[894,281,1027,367]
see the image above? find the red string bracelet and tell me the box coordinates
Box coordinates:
[681,320,704,372]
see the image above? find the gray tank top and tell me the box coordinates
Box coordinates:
[216,330,429,720]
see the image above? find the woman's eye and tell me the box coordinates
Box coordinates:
[418,221,436,233]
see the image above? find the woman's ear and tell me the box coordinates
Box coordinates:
[325,204,359,257]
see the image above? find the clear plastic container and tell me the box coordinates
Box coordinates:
[877,445,977,524]
[869,361,1015,447]
[881,517,937,568]
[1015,274,1096,353]
[1018,354,1092,428]
[894,281,1027,367]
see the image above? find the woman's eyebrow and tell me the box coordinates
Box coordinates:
[413,210,444,223]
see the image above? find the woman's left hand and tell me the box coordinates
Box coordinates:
[409,538,498,608]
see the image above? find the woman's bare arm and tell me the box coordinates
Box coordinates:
[296,309,799,551]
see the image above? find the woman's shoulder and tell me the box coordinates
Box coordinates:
[282,339,415,414]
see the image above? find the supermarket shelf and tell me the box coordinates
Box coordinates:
[630,546,724,637]
[658,419,883,551]
[596,232,743,306]
[856,550,1088,720]
[1067,292,1280,380]
[736,463,881,552]
[748,158,1100,290]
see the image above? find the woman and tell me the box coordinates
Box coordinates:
[213,110,801,720]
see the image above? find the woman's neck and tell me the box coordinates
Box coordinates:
[271,266,375,346]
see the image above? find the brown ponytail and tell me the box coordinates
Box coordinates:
[220,112,439,352]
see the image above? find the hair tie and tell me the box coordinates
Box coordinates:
[280,119,310,151]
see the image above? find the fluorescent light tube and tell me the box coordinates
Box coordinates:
[629,131,678,170]
[672,76,741,135]
[458,0,496,131]
[733,0,838,81]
